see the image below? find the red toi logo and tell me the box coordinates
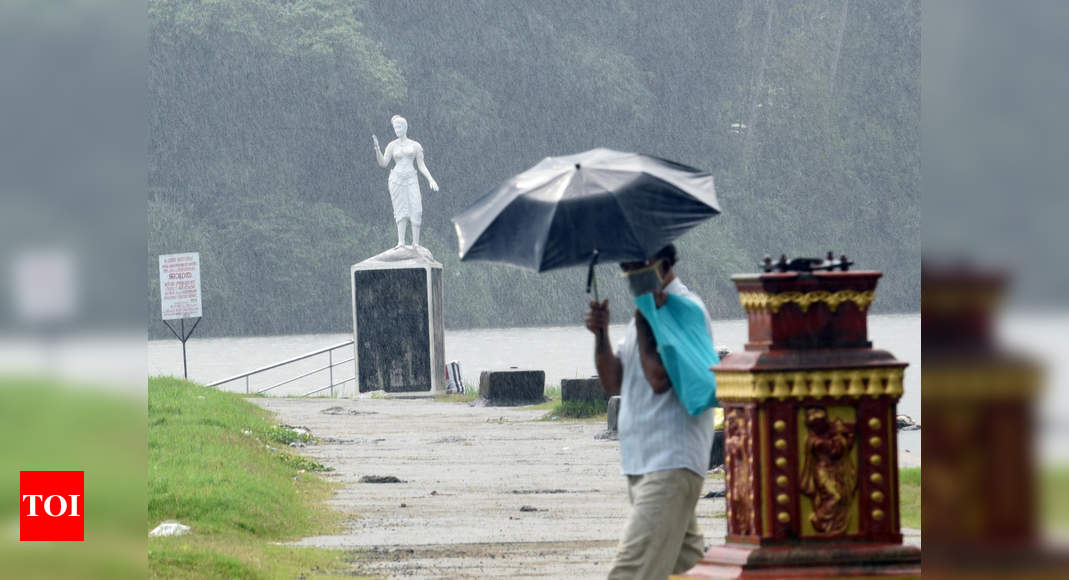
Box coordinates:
[20,471,84,541]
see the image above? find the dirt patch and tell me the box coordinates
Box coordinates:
[360,475,405,484]
[429,435,468,444]
[348,540,621,578]
[320,406,377,416]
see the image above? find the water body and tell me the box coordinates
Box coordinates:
[148,313,923,451]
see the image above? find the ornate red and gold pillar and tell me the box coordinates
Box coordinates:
[680,257,921,579]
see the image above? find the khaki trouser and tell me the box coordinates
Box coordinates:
[608,468,706,580]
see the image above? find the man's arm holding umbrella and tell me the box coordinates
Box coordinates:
[586,299,622,395]
[585,296,671,396]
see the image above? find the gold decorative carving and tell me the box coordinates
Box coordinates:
[799,407,858,536]
[778,511,791,523]
[777,493,789,505]
[773,420,786,432]
[775,457,788,468]
[772,374,791,400]
[846,370,865,396]
[871,491,884,503]
[869,454,882,466]
[737,290,876,314]
[872,509,885,521]
[809,371,828,397]
[923,364,1041,399]
[774,438,787,450]
[869,436,882,448]
[868,417,882,430]
[725,409,756,536]
[776,475,788,487]
[870,472,883,485]
[715,368,906,402]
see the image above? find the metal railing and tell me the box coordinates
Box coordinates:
[206,339,355,397]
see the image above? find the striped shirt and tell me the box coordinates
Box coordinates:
[616,278,716,477]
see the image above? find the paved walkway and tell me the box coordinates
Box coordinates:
[252,397,725,578]
[252,397,919,578]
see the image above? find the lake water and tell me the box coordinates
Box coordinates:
[148,313,924,452]
[147,308,1069,463]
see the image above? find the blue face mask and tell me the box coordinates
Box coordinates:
[625,262,663,297]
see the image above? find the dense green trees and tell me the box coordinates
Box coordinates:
[149,0,919,338]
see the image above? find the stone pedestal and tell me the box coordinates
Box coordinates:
[709,429,725,470]
[607,395,621,432]
[681,262,921,579]
[351,246,445,394]
[479,369,545,405]
[561,377,607,403]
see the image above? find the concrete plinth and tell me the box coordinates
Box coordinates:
[709,429,724,469]
[607,395,621,432]
[561,377,607,403]
[479,370,545,405]
[351,246,445,394]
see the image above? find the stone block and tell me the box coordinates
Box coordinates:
[607,395,621,432]
[709,428,724,469]
[351,249,444,394]
[561,377,608,403]
[479,370,545,405]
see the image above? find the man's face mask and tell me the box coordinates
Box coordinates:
[624,261,663,297]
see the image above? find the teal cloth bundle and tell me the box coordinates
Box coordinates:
[634,292,719,416]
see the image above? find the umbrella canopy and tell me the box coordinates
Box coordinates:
[452,148,720,272]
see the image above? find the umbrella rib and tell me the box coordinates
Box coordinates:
[533,170,573,271]
[609,182,645,259]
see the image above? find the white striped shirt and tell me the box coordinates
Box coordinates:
[616,279,716,477]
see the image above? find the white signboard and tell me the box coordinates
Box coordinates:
[11,248,78,323]
[159,252,202,320]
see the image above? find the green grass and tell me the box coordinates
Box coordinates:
[898,467,921,529]
[434,382,480,403]
[148,377,353,578]
[0,376,147,579]
[547,398,609,419]
[262,424,315,446]
[1041,464,1069,531]
[896,464,1069,533]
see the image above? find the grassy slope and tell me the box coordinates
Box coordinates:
[148,377,356,579]
[898,467,921,529]
[1041,465,1069,531]
[0,377,147,579]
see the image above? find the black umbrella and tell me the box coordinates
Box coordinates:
[451,148,720,297]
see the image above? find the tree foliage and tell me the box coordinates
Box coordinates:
[149,0,919,338]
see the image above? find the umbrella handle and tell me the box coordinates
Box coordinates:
[586,249,600,302]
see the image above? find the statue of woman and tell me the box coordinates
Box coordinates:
[372,115,439,249]
[799,407,857,535]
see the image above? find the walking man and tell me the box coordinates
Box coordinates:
[584,244,716,579]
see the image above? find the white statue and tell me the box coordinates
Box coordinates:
[373,115,439,249]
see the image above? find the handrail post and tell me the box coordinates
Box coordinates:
[328,349,334,398]
[245,375,249,394]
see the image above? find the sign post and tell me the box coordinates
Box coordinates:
[159,252,202,379]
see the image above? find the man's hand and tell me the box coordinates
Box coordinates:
[585,299,610,336]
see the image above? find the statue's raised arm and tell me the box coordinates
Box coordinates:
[372,134,390,168]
